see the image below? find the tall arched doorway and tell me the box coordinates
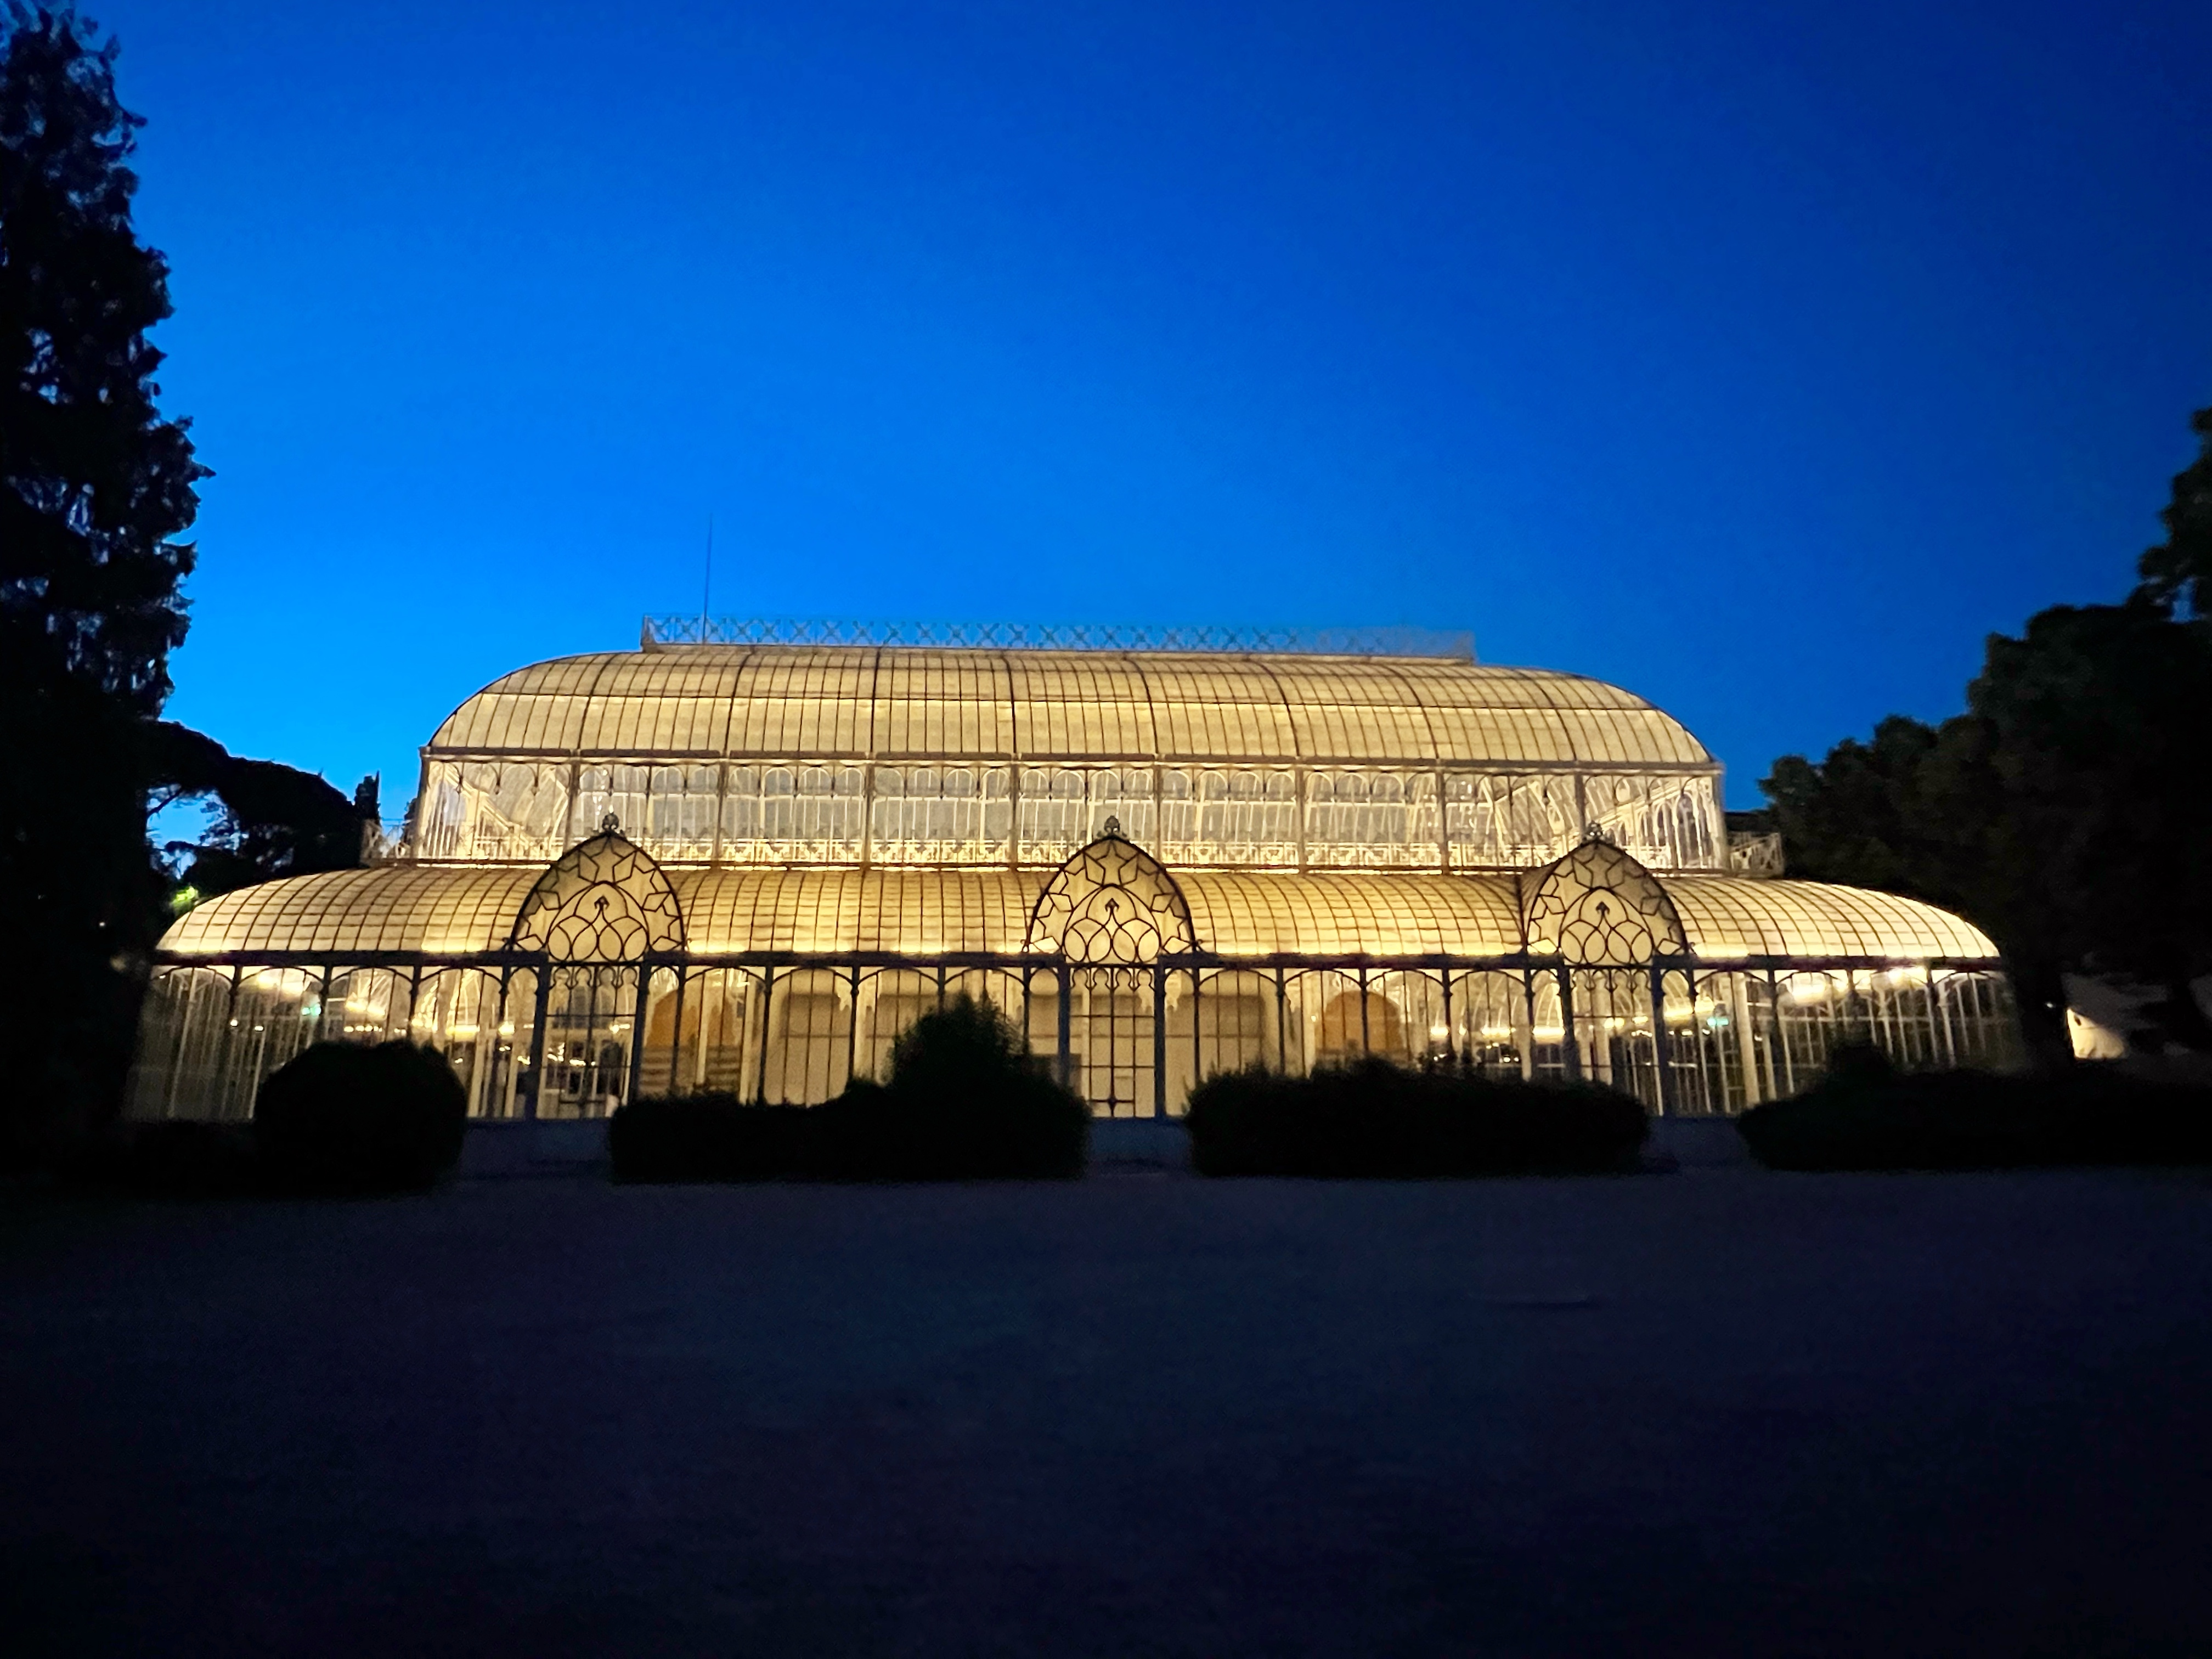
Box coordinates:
[1026,819,1199,1118]
[507,819,685,1118]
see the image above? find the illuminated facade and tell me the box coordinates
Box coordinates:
[129,623,2017,1122]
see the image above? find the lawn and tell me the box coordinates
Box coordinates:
[4,1166,2209,1656]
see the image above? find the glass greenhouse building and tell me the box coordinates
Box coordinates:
[129,622,2017,1123]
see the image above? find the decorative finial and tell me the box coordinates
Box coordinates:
[1102,814,1122,838]
[601,812,620,834]
[1581,822,1610,845]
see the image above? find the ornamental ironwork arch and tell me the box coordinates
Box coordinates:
[1026,817,1199,965]
[1520,828,1687,967]
[508,815,686,962]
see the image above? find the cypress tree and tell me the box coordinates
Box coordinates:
[1,3,207,1161]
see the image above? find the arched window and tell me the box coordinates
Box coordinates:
[1520,832,1688,966]
[509,819,686,963]
[1026,820,1199,964]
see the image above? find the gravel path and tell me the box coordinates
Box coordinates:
[4,1167,2209,1656]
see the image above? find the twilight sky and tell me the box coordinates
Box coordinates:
[97,0,2211,814]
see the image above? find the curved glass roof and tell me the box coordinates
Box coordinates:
[160,866,1996,964]
[1666,879,1997,961]
[161,866,541,957]
[428,647,1716,770]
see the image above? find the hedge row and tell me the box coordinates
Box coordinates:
[1736,1045,2212,1170]
[1186,1058,1649,1177]
[611,995,1088,1182]
[90,1041,468,1197]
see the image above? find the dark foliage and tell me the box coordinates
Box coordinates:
[0,5,205,1167]
[148,719,365,899]
[2136,405,2212,618]
[60,1116,259,1197]
[1762,408,2212,1062]
[611,995,1090,1182]
[115,1119,258,1196]
[1,3,205,709]
[608,1093,813,1182]
[1186,1057,1648,1178]
[822,995,1088,1180]
[254,1041,467,1193]
[1736,1042,2212,1171]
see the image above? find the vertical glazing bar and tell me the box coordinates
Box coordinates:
[1558,967,1581,1083]
[757,966,777,1104]
[492,970,517,1119]
[156,970,192,1119]
[1440,969,1456,1064]
[1152,963,1168,1119]
[214,965,243,1119]
[1274,969,1289,1074]
[668,967,687,1098]
[1765,968,1790,1095]
[1358,967,1370,1054]
[1933,972,1959,1069]
[847,966,862,1092]
[1649,964,1675,1117]
[525,967,550,1121]
[1515,966,1535,1081]
[625,967,652,1103]
[1056,963,1073,1090]
[1190,968,1204,1095]
[1730,973,1761,1108]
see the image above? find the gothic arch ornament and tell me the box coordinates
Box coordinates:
[508,816,686,962]
[1026,817,1199,965]
[1520,828,1688,967]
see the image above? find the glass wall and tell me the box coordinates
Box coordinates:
[411,758,1727,873]
[130,956,2020,1123]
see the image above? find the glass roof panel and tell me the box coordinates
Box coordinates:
[1669,878,1998,961]
[430,646,1714,772]
[157,864,1999,966]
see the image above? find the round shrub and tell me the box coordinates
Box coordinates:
[255,1041,467,1193]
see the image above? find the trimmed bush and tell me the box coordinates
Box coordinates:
[1186,1057,1648,1177]
[1736,1043,2212,1171]
[607,1093,812,1181]
[610,995,1089,1182]
[254,1041,468,1193]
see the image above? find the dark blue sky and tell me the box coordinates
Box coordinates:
[100,0,2210,811]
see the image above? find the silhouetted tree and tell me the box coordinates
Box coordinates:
[1764,409,2212,1060]
[1,3,207,1163]
[2135,405,2212,618]
[148,720,366,900]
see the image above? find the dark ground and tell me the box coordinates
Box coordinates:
[3,1167,2209,1658]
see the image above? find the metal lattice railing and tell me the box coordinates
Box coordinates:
[641,615,1476,659]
